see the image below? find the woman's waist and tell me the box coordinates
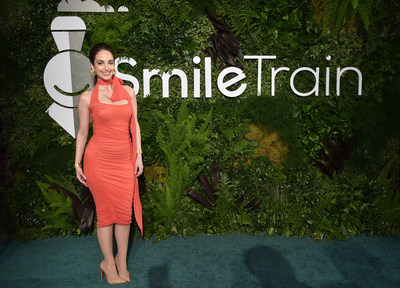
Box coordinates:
[87,136,132,151]
[92,128,131,139]
[89,135,132,145]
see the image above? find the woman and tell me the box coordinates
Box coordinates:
[74,43,143,285]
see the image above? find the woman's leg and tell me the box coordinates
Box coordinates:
[97,225,122,282]
[97,225,115,264]
[114,224,131,271]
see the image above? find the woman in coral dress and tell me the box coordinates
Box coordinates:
[74,43,143,285]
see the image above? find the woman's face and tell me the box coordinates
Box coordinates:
[91,50,115,81]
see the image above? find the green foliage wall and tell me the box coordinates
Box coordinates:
[1,0,399,241]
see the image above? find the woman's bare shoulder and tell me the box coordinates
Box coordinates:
[80,90,93,98]
[79,89,92,105]
[122,85,135,97]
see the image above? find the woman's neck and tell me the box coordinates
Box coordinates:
[97,78,113,85]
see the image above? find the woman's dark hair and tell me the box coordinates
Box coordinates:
[89,43,115,84]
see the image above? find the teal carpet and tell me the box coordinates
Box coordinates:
[0,233,399,287]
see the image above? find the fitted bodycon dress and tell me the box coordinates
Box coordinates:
[83,77,143,234]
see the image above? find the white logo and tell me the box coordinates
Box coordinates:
[57,0,128,13]
[44,1,129,138]
[45,1,363,138]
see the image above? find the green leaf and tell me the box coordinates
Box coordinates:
[309,133,319,141]
[357,1,371,30]
[351,0,359,9]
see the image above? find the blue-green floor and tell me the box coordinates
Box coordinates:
[0,233,399,287]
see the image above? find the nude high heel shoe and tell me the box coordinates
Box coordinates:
[100,260,126,285]
[115,254,131,282]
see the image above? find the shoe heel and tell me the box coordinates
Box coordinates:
[101,269,104,281]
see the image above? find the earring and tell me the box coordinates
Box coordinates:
[90,69,96,78]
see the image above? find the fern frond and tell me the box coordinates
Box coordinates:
[357,1,371,30]
[334,0,350,34]
[35,180,76,232]
[377,158,395,185]
[351,0,359,9]
[153,100,213,226]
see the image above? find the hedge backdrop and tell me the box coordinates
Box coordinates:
[0,0,399,242]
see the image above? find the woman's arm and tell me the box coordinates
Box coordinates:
[75,90,91,186]
[124,85,143,177]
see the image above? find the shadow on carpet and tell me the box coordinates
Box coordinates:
[0,233,399,287]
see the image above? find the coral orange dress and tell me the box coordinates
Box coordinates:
[84,77,143,235]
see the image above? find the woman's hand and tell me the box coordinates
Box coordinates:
[135,154,143,177]
[76,167,88,187]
